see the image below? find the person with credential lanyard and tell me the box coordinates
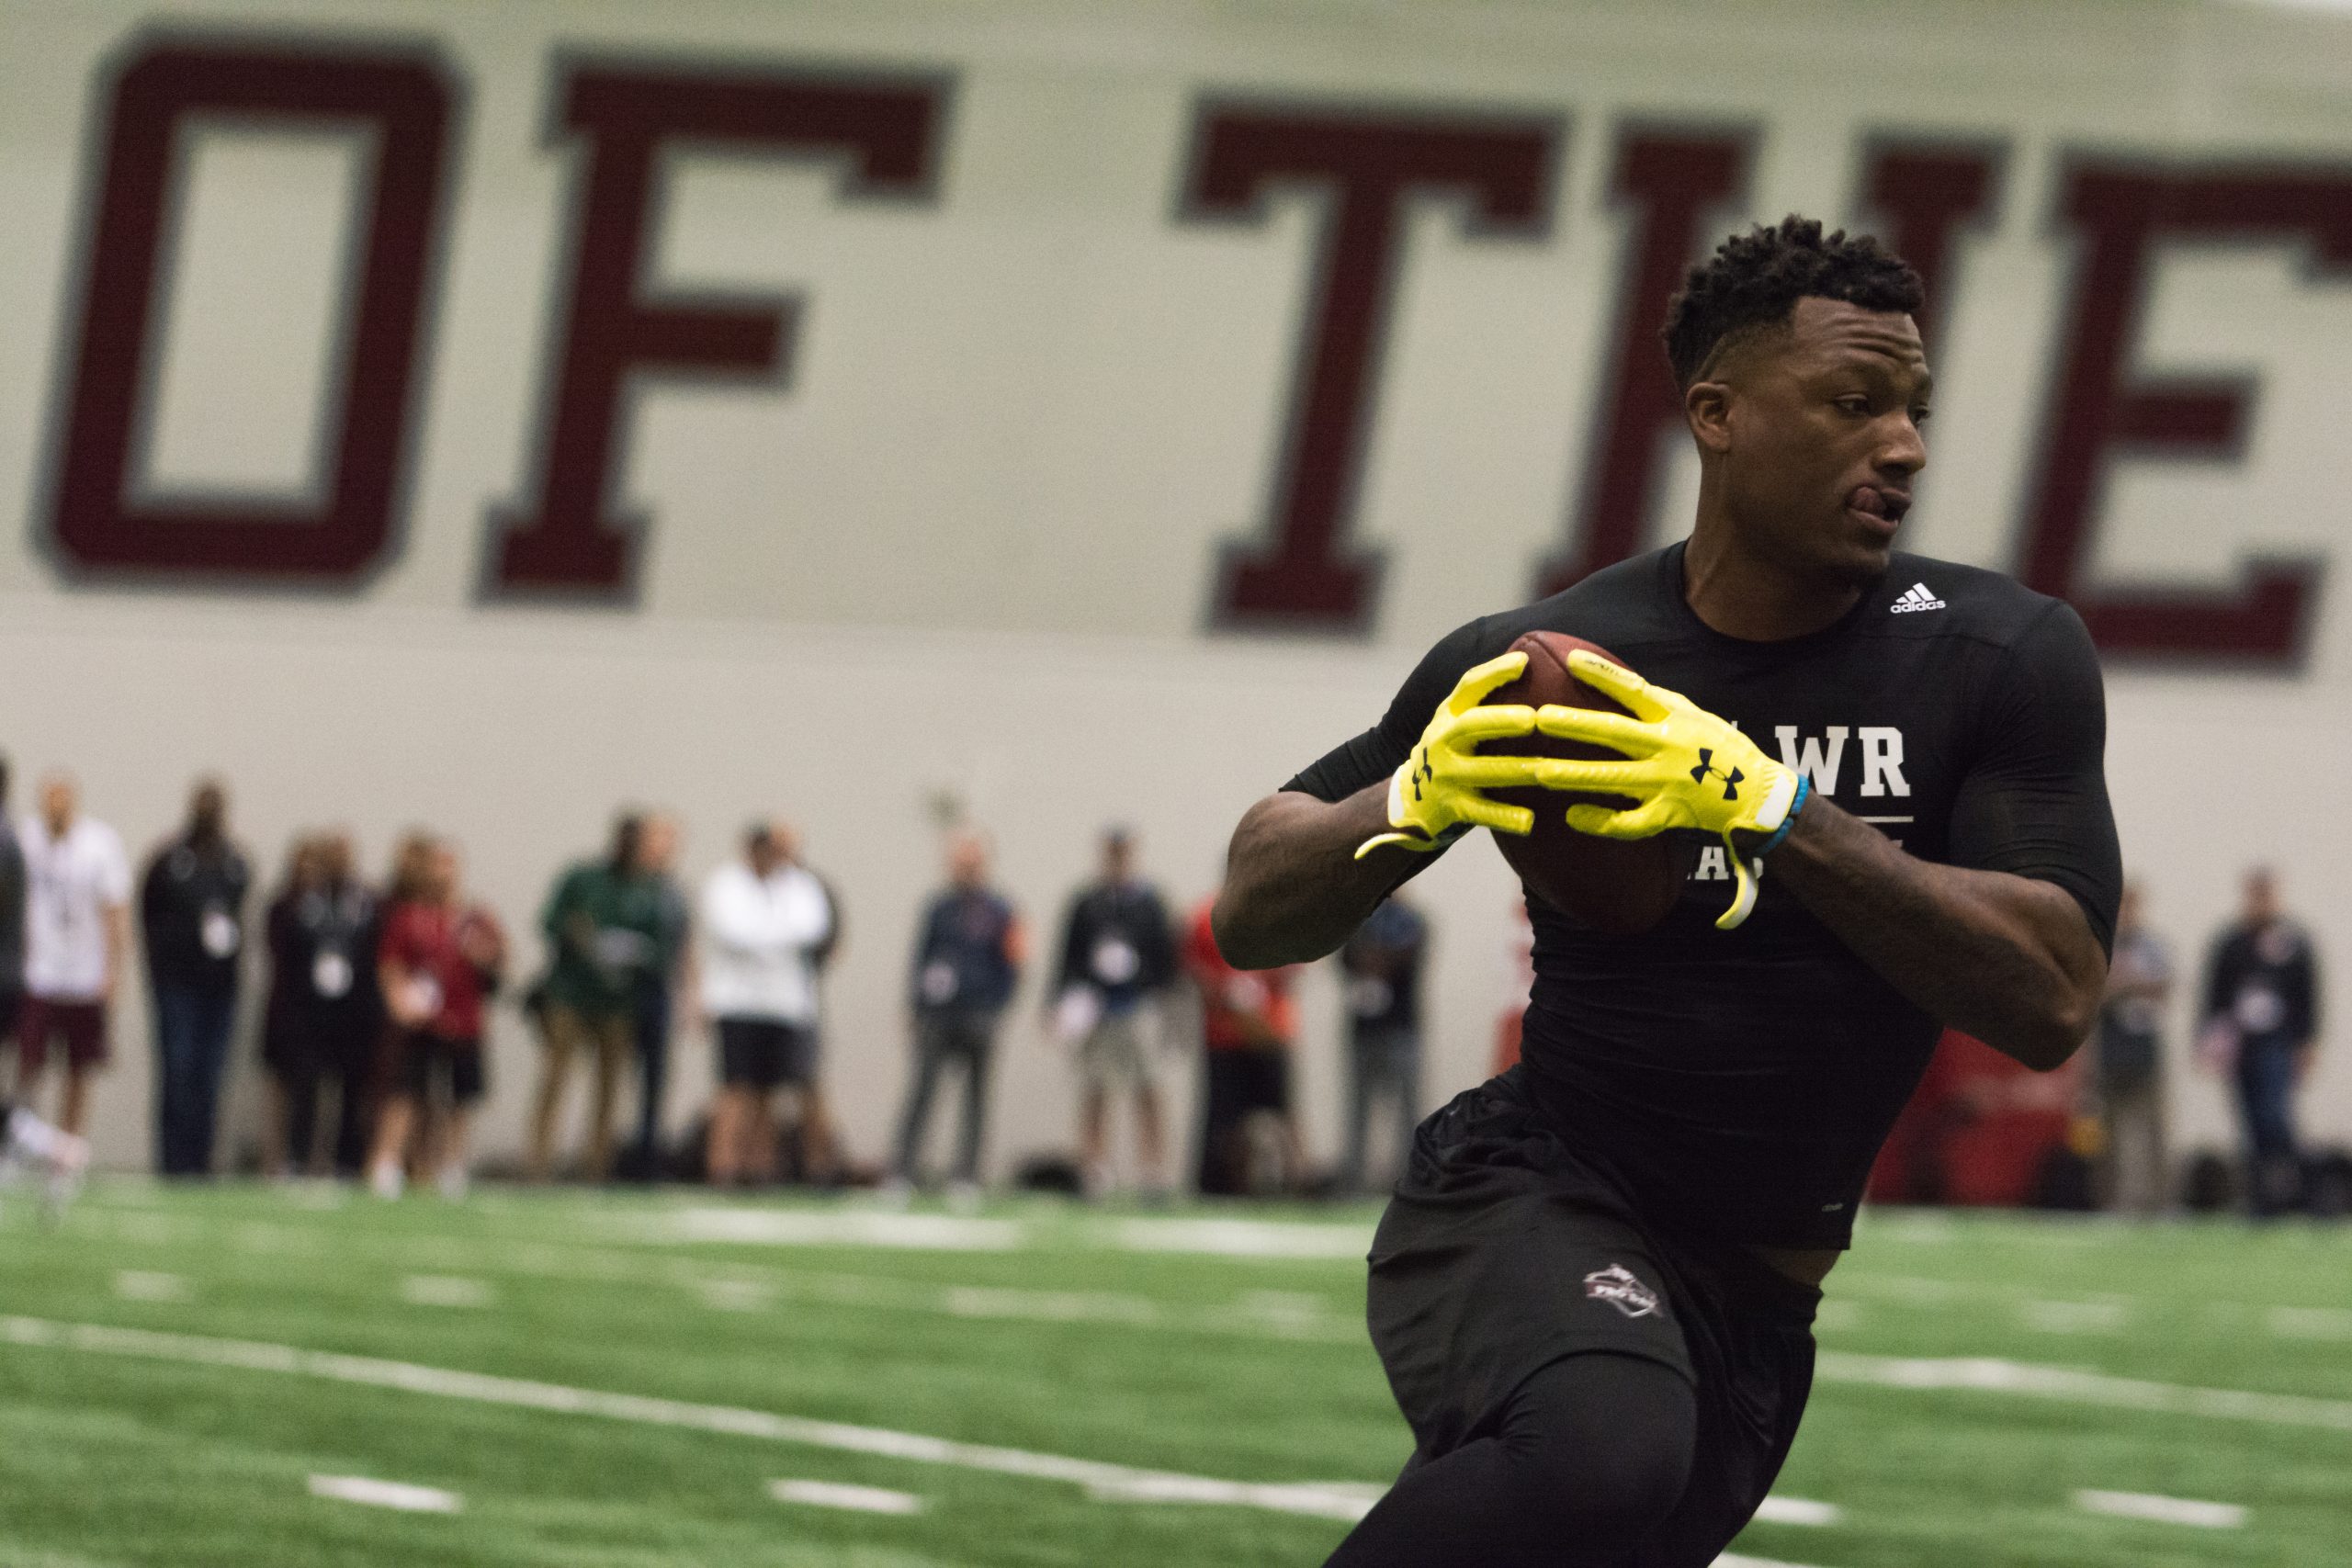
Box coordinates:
[139,779,252,1179]
[1052,827,1178,1199]
[263,832,380,1179]
[2199,866,2323,1217]
[889,830,1023,1203]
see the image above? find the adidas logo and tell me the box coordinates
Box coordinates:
[1890,581,1946,614]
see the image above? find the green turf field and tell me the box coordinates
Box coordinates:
[2,1183,2347,1567]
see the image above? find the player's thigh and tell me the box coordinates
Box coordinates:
[1369,1190,1693,1461]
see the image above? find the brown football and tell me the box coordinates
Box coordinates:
[1479,631,1699,934]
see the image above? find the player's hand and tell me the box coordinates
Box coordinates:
[1352,653,1595,859]
[1530,650,1808,930]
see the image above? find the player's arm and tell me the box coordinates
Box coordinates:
[1777,604,2119,1069]
[1762,800,2109,1070]
[1215,785,1422,969]
[1216,627,1591,970]
[1538,601,2119,1070]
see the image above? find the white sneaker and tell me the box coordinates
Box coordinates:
[368,1161,405,1200]
[876,1177,914,1210]
[946,1179,983,1214]
[436,1164,469,1202]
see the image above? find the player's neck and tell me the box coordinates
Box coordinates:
[1682,512,1861,641]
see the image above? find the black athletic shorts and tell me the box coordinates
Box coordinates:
[1204,1045,1292,1116]
[390,1030,485,1105]
[1368,1067,1820,1568]
[718,1017,819,1089]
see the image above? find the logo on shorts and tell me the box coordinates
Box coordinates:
[1583,1263,1660,1319]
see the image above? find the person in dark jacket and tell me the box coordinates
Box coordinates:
[889,832,1023,1201]
[2200,867,2324,1216]
[140,780,251,1178]
[262,832,380,1178]
[1053,827,1177,1198]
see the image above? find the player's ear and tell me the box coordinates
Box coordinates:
[1684,378,1734,456]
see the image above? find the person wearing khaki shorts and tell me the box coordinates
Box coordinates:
[1053,829,1176,1198]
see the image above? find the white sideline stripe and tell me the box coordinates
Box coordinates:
[655,1210,1023,1251]
[0,1318,1375,1523]
[770,1478,924,1515]
[307,1473,461,1513]
[1751,1495,1841,1526]
[1713,1554,1822,1568]
[400,1275,493,1309]
[639,1207,1377,1260]
[1816,1351,2352,1431]
[1112,1218,1373,1259]
[2075,1489,2246,1529]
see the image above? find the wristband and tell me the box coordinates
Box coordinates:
[1747,774,1811,858]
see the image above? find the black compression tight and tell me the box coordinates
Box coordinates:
[1323,1352,1696,1568]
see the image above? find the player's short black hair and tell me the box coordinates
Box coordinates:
[1661,215,1924,390]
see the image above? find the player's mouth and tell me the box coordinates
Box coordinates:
[1845,484,1910,537]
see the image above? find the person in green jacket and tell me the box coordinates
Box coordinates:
[527,814,683,1180]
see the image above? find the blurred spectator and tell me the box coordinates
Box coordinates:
[528,813,682,1182]
[701,821,842,1187]
[261,833,379,1179]
[139,780,252,1178]
[625,813,691,1179]
[890,831,1023,1201]
[2200,868,2322,1217]
[2094,883,2171,1213]
[1337,894,1427,1195]
[16,774,130,1141]
[0,756,22,1077]
[1185,892,1303,1197]
[1053,828,1177,1198]
[369,835,505,1200]
[1,1092,89,1213]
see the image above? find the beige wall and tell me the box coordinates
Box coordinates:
[2,0,2348,1174]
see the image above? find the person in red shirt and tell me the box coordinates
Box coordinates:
[368,833,504,1199]
[1184,893,1304,1195]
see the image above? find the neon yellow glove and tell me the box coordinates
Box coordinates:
[1530,649,1807,931]
[1352,652,1588,859]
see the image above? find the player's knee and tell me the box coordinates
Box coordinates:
[1499,1353,1695,1551]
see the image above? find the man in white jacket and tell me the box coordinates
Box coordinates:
[700,821,842,1186]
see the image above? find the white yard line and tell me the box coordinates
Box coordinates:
[111,1270,187,1302]
[2016,1300,2129,1334]
[769,1478,924,1515]
[1713,1554,1823,1568]
[0,1317,1376,1523]
[399,1276,494,1309]
[2075,1489,2246,1529]
[1816,1351,2352,1431]
[2267,1306,2352,1339]
[307,1473,462,1513]
[1750,1495,1841,1526]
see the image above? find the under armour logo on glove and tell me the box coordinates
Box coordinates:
[1690,749,1744,800]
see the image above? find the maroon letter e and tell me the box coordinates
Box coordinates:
[1182,106,1556,634]
[484,62,944,601]
[2021,161,2351,664]
[49,38,451,582]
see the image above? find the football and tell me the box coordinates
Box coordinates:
[1479,631,1700,933]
